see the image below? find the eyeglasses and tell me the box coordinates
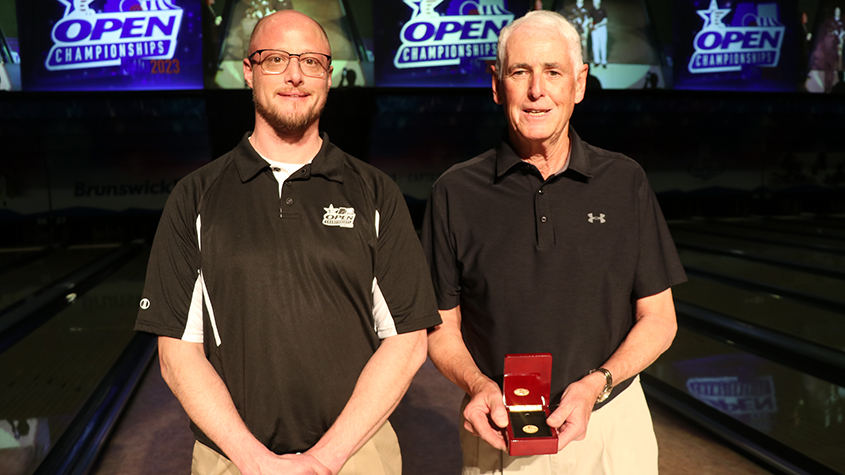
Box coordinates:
[248,49,332,78]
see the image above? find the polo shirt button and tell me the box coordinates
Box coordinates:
[285,198,294,205]
[272,167,281,172]
[541,216,547,223]
[285,181,292,186]
[538,189,545,194]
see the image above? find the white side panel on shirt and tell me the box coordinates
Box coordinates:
[371,210,398,338]
[181,214,222,346]
[373,277,397,339]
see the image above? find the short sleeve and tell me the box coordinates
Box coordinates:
[421,180,461,311]
[372,180,441,335]
[134,180,203,339]
[633,173,687,299]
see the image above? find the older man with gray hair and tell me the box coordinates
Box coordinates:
[422,10,686,475]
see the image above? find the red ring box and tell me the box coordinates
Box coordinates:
[503,353,559,456]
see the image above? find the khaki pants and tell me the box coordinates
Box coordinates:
[460,376,658,475]
[192,421,401,475]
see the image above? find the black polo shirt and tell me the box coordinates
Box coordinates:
[136,133,440,455]
[422,129,685,408]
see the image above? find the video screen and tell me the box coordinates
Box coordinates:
[804,0,845,92]
[373,0,531,87]
[4,0,840,92]
[207,0,368,89]
[1,0,22,91]
[672,0,803,92]
[15,0,204,91]
[555,0,669,89]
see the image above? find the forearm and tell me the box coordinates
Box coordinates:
[427,307,497,396]
[157,337,271,471]
[428,306,509,449]
[548,289,677,445]
[307,329,428,474]
[584,288,677,394]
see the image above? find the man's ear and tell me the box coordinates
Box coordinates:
[491,66,502,105]
[243,58,254,89]
[574,62,588,104]
[327,65,333,89]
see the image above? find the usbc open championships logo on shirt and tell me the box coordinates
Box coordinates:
[688,0,785,74]
[323,205,356,229]
[394,0,514,69]
[46,0,183,71]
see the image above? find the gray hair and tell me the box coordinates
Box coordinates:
[495,10,583,81]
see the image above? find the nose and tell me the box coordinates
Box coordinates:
[283,57,305,86]
[527,72,545,101]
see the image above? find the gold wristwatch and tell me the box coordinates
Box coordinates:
[589,367,613,403]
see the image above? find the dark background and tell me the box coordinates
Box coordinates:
[2,86,844,248]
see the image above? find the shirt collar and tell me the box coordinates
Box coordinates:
[495,127,593,180]
[233,131,345,183]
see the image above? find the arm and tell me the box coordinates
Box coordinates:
[307,329,428,473]
[158,337,331,475]
[427,306,510,451]
[546,288,677,451]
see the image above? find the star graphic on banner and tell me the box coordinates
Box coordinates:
[57,0,75,16]
[403,0,444,18]
[697,0,732,29]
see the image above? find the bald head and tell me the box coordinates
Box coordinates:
[247,10,331,57]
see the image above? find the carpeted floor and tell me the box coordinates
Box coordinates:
[90,357,774,475]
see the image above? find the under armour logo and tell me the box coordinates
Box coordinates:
[587,213,606,223]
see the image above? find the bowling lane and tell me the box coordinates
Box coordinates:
[673,275,845,353]
[646,327,845,475]
[0,244,119,313]
[724,218,845,240]
[670,228,845,274]
[0,246,52,272]
[670,220,845,253]
[0,249,149,475]
[677,248,845,307]
[769,215,845,231]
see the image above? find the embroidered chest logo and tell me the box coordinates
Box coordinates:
[587,213,606,224]
[323,204,356,228]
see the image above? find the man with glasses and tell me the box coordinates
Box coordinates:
[135,10,440,475]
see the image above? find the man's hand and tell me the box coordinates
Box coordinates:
[238,451,332,475]
[546,374,603,452]
[463,379,510,452]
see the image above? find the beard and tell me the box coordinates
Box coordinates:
[253,89,327,135]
